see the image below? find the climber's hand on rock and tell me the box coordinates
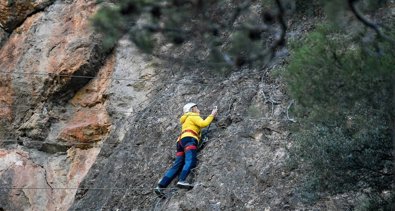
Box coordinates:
[211,106,218,116]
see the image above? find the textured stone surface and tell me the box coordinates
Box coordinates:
[0,0,54,32]
[0,0,161,206]
[0,79,13,121]
[0,149,50,211]
[0,0,111,210]
[0,26,7,48]
[0,147,100,211]
[47,147,101,211]
[106,38,160,118]
[58,55,115,143]
[0,0,104,132]
[70,66,299,210]
[1,0,384,210]
[70,54,115,108]
[58,106,111,143]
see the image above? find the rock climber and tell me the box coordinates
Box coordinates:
[155,103,218,196]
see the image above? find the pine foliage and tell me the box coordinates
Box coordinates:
[91,0,289,69]
[285,23,394,208]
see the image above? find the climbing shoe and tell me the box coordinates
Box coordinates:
[176,181,194,190]
[154,186,166,198]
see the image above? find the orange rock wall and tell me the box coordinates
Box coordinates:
[0,0,115,210]
[0,0,53,32]
[0,148,100,211]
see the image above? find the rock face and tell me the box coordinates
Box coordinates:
[0,27,7,47]
[0,0,54,32]
[0,0,371,210]
[0,0,326,209]
[0,147,99,211]
[58,55,115,143]
[0,0,113,210]
[69,66,298,210]
[0,0,105,131]
[0,0,162,209]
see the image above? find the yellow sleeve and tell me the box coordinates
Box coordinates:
[180,114,188,124]
[190,115,214,128]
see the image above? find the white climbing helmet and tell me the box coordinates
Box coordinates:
[183,103,197,113]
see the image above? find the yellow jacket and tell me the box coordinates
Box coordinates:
[179,112,214,142]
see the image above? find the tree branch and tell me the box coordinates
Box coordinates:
[228,0,252,27]
[287,100,296,123]
[348,0,395,44]
[270,0,287,57]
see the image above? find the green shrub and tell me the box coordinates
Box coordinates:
[355,192,395,211]
[284,23,394,206]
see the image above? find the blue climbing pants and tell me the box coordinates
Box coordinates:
[158,137,198,188]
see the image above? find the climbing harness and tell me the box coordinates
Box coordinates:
[177,129,200,142]
[154,113,216,199]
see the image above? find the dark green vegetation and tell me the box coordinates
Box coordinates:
[92,0,290,71]
[284,19,394,211]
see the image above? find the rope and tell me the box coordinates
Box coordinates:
[0,186,178,191]
[0,68,265,81]
[0,104,251,118]
[0,70,246,86]
[0,113,279,147]
[0,70,168,82]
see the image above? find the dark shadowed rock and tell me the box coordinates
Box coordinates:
[0,26,7,47]
[0,0,55,32]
